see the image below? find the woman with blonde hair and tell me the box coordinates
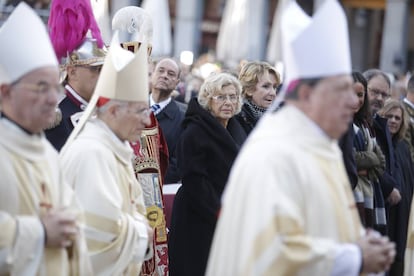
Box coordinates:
[236,61,281,135]
[378,99,413,276]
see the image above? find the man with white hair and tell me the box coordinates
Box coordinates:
[0,3,90,275]
[60,35,153,275]
[207,1,395,275]
[112,6,170,275]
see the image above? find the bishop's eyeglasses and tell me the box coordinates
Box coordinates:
[12,81,63,95]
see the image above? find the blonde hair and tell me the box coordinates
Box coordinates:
[198,72,243,114]
[377,99,409,141]
[238,61,281,99]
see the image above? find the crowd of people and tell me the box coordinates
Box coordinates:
[2,0,414,275]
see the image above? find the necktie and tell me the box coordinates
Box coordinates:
[151,103,161,114]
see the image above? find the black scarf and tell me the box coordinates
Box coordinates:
[243,99,266,122]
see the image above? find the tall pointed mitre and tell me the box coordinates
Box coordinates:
[61,32,149,152]
[0,2,57,84]
[281,0,351,89]
[112,6,153,55]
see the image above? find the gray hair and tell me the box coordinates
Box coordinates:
[198,72,243,114]
[363,69,391,89]
[96,99,128,116]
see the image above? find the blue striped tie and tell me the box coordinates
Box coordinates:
[151,103,161,113]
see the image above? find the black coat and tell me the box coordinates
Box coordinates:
[373,115,399,199]
[388,140,414,275]
[45,94,83,151]
[156,99,186,183]
[339,121,358,189]
[168,98,246,276]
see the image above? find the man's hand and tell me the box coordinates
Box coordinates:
[387,188,401,205]
[40,208,79,248]
[357,231,396,274]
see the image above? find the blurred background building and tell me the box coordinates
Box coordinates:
[1,0,413,76]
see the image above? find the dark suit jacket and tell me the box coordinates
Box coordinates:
[156,99,186,183]
[45,95,82,151]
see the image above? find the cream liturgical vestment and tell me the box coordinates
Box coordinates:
[0,117,90,275]
[206,105,363,276]
[60,119,150,275]
[405,201,414,275]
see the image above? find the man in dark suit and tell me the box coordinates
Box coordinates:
[150,58,187,183]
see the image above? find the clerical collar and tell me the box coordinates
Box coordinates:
[0,112,35,135]
[404,97,414,109]
[150,94,171,114]
[65,84,89,110]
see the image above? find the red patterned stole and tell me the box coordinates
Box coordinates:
[131,113,169,276]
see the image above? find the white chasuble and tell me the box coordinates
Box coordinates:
[60,119,150,275]
[0,118,91,275]
[405,200,414,275]
[206,106,363,276]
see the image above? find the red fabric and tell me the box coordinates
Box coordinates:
[96,96,110,107]
[163,192,175,230]
[157,124,169,182]
[130,113,170,276]
[287,79,300,94]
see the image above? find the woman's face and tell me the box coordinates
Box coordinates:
[352,81,365,114]
[210,84,239,127]
[385,107,403,136]
[250,71,278,109]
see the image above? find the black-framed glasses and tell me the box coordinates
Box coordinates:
[368,87,390,99]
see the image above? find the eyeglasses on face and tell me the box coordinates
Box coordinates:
[211,94,238,103]
[127,106,151,117]
[12,81,63,95]
[368,87,390,99]
[77,65,103,73]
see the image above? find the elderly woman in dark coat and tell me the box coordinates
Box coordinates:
[168,72,246,276]
[236,61,280,135]
[378,99,414,276]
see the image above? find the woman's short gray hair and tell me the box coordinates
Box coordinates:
[197,72,243,114]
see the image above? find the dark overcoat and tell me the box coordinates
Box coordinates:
[168,98,246,276]
[388,140,414,275]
